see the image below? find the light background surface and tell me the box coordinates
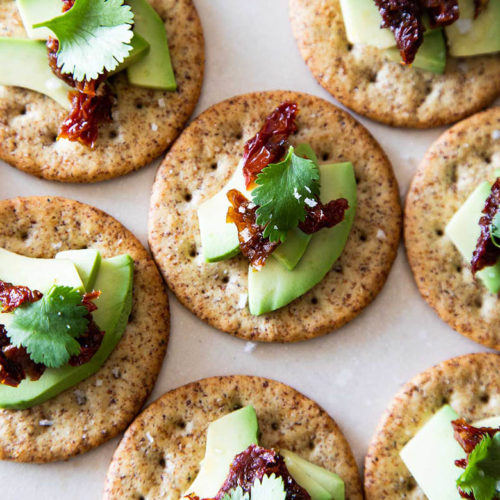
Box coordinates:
[1,1,498,498]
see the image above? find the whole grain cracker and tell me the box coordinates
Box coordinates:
[405,107,500,350]
[364,352,500,499]
[0,0,204,182]
[289,0,500,128]
[148,90,401,342]
[0,197,169,462]
[104,375,363,500]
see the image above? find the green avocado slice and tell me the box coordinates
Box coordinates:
[282,449,344,500]
[400,405,466,500]
[248,162,356,316]
[0,38,72,109]
[15,0,62,40]
[0,254,134,410]
[385,28,446,74]
[186,406,259,498]
[126,0,176,90]
[55,249,101,291]
[445,0,500,57]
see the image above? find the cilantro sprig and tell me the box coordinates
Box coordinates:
[6,285,89,368]
[35,0,134,82]
[457,433,500,500]
[252,146,320,243]
[220,474,286,500]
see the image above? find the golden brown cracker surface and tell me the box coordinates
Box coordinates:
[0,196,169,462]
[405,107,500,350]
[0,0,204,182]
[104,375,363,500]
[148,90,401,342]
[289,0,500,128]
[364,352,500,499]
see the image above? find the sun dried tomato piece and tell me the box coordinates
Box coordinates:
[62,0,75,12]
[58,84,113,148]
[452,418,499,456]
[374,0,425,64]
[471,177,500,274]
[227,189,279,270]
[299,198,349,234]
[0,280,42,313]
[0,325,45,387]
[242,102,298,188]
[422,0,459,28]
[215,444,311,500]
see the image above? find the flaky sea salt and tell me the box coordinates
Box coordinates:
[376,229,387,240]
[158,98,166,108]
[74,389,87,405]
[237,293,248,309]
[492,130,500,141]
[39,419,54,427]
[112,367,121,379]
[304,198,317,207]
[293,188,301,200]
[151,123,158,131]
[146,432,154,444]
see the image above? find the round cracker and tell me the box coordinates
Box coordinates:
[364,352,500,499]
[405,107,500,350]
[104,375,363,499]
[0,0,204,182]
[0,196,169,462]
[148,90,401,342]
[289,0,500,128]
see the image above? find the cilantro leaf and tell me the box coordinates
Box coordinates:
[251,474,286,500]
[6,285,89,368]
[457,433,500,500]
[35,0,134,82]
[218,475,286,500]
[252,146,320,243]
[220,487,249,500]
[490,212,500,248]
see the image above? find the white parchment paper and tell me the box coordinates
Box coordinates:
[0,1,497,498]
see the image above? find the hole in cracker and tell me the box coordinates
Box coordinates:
[347,42,353,51]
[308,441,315,450]
[51,134,58,143]
[474,297,483,308]
[189,245,197,258]
[333,262,343,273]
[481,153,492,164]
[480,393,489,403]
[159,458,166,467]
[109,130,118,139]
[449,164,458,185]
[138,496,145,500]
[235,131,243,140]
[456,265,462,273]
[222,276,230,284]
[407,477,417,491]
[311,297,318,305]
[271,422,279,431]
[359,233,367,242]
[441,396,450,405]
[210,162,218,170]
[135,101,144,110]
[322,152,330,162]
[435,229,444,237]
[20,231,29,241]
[368,72,377,84]
[19,106,27,116]
[184,193,192,202]
[176,420,186,429]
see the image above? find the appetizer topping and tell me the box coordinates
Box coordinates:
[227,189,279,270]
[242,102,298,188]
[422,0,459,28]
[0,284,103,387]
[452,419,500,500]
[0,280,42,313]
[373,0,425,64]
[298,198,349,234]
[216,445,310,500]
[471,177,500,274]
